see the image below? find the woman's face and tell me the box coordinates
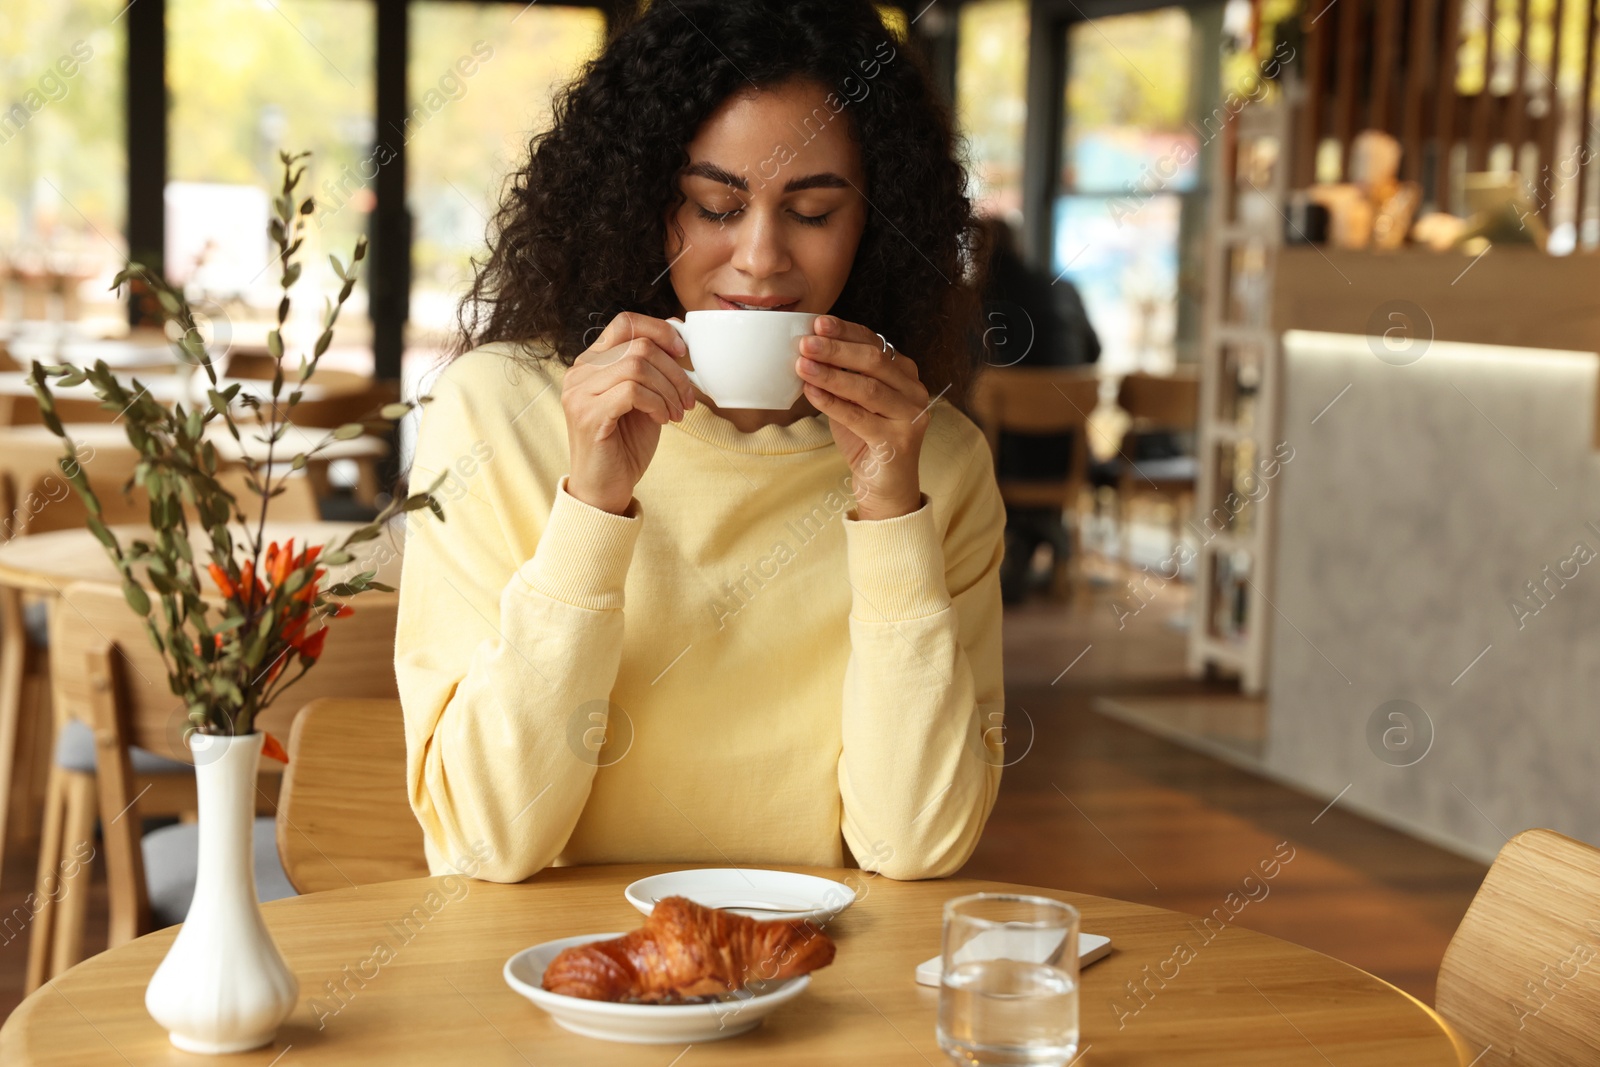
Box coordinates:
[664,78,868,315]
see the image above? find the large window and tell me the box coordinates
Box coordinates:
[0,1,126,332]
[956,0,1029,221]
[168,0,376,358]
[406,3,606,348]
[1052,6,1196,373]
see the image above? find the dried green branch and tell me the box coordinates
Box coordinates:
[23,148,446,737]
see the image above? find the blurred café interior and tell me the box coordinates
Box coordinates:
[3,0,1600,1052]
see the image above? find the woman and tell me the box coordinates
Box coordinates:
[395,0,1007,883]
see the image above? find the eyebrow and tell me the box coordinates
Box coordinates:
[683,160,850,194]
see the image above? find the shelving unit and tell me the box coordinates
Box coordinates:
[1186,74,1295,695]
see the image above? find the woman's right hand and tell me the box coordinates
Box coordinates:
[562,312,697,514]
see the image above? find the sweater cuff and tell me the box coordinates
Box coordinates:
[516,474,642,610]
[841,493,950,621]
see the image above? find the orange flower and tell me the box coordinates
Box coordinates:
[206,563,236,600]
[295,567,326,604]
[261,732,290,764]
[280,610,310,646]
[239,560,257,610]
[272,538,296,588]
[296,626,328,662]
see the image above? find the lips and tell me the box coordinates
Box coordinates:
[716,294,800,312]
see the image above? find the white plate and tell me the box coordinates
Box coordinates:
[504,932,811,1043]
[913,929,1113,986]
[624,868,858,925]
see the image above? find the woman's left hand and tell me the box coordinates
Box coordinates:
[797,315,931,521]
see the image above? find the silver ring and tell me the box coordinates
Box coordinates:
[875,332,895,361]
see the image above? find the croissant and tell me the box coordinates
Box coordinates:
[541,895,836,1003]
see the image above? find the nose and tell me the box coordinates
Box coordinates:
[729,208,792,279]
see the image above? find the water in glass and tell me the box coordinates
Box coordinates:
[938,957,1079,1066]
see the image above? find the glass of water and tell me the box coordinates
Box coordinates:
[936,893,1080,1067]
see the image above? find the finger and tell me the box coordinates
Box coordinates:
[593,378,672,434]
[613,331,696,408]
[811,314,882,349]
[802,381,882,438]
[587,337,688,416]
[798,330,914,390]
[590,311,692,368]
[809,315,911,369]
[797,350,927,419]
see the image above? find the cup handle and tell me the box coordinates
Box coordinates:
[667,318,703,393]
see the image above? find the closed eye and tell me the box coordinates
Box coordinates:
[694,205,831,227]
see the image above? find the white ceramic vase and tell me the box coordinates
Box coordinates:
[145,731,298,1053]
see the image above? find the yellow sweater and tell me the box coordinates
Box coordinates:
[394,341,1007,882]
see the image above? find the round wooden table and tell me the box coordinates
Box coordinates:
[0,521,402,597]
[0,863,1472,1065]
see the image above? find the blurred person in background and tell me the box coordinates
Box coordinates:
[975,215,1099,605]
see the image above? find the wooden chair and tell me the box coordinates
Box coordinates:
[2,438,321,540]
[1436,828,1600,1065]
[0,392,122,428]
[970,367,1101,597]
[282,375,400,431]
[220,346,278,381]
[220,349,398,433]
[0,429,145,540]
[0,436,317,973]
[210,466,323,523]
[30,580,401,987]
[276,698,427,893]
[0,436,149,922]
[1109,370,1200,565]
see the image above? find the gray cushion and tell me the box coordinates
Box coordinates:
[143,815,299,929]
[54,718,192,775]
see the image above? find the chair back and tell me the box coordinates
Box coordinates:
[0,426,321,540]
[221,347,278,380]
[1116,370,1199,431]
[211,467,322,523]
[970,367,1100,509]
[0,393,121,427]
[51,580,401,939]
[53,581,400,760]
[0,427,145,540]
[275,376,399,430]
[276,698,427,893]
[12,466,321,538]
[1436,828,1600,1066]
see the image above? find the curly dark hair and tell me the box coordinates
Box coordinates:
[447,0,988,412]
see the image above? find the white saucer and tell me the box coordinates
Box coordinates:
[504,932,811,1043]
[624,868,858,925]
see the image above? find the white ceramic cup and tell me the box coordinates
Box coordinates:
[667,309,817,410]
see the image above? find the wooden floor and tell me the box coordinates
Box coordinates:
[0,559,1486,1024]
[962,561,1486,1005]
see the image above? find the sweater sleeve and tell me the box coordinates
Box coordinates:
[835,437,1008,880]
[394,367,643,882]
